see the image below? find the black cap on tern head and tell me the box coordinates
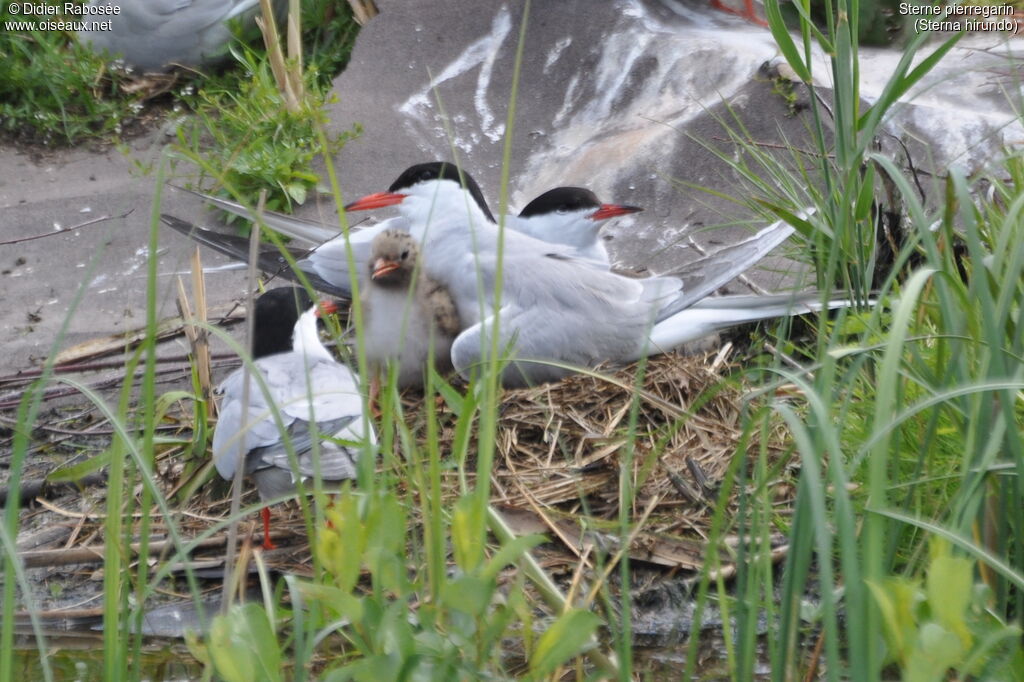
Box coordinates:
[388,161,496,224]
[252,286,315,359]
[518,187,601,218]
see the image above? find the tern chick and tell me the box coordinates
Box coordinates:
[360,229,461,389]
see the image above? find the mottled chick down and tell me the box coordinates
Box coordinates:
[360,229,461,388]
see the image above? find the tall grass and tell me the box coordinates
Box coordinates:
[673,1,1024,679]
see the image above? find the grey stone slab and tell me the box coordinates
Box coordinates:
[0,140,250,376]
[322,0,802,272]
[320,0,1022,274]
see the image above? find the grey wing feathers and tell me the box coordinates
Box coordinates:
[212,354,372,483]
[247,415,360,481]
[656,218,797,321]
[160,214,349,298]
[175,186,345,245]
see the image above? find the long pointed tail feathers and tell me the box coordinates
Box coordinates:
[655,209,814,321]
[646,293,855,355]
[160,214,349,298]
[171,186,343,244]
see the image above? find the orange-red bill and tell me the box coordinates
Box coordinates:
[344,192,407,212]
[371,258,400,279]
[316,300,341,317]
[589,203,643,221]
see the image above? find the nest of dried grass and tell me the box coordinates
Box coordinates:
[9,344,796,604]
[400,347,794,577]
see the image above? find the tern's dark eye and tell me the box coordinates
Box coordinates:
[400,249,409,260]
[418,169,436,182]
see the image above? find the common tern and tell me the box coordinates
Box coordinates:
[211,286,374,548]
[510,187,642,264]
[344,162,849,386]
[361,229,461,388]
[168,183,630,298]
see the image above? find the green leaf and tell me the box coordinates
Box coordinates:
[285,182,307,205]
[866,577,920,664]
[451,495,485,572]
[926,541,973,648]
[754,200,829,240]
[907,622,963,682]
[316,493,365,592]
[481,534,545,581]
[440,574,494,617]
[854,163,875,222]
[208,603,285,682]
[529,609,600,678]
[154,390,194,422]
[763,0,811,83]
[430,369,465,417]
[366,491,406,557]
[295,581,364,623]
[46,450,112,484]
[782,0,832,51]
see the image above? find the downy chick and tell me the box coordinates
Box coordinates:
[360,229,460,388]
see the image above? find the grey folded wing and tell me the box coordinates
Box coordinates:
[246,414,361,481]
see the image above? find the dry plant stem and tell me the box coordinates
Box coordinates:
[190,247,213,412]
[698,543,789,586]
[582,495,661,609]
[486,506,620,678]
[509,474,589,565]
[222,194,266,611]
[286,0,303,99]
[763,342,809,373]
[346,0,378,25]
[563,544,594,606]
[256,0,295,112]
[50,303,245,366]
[0,473,106,506]
[17,530,286,569]
[175,266,212,412]
[0,353,236,388]
[0,210,129,246]
[802,626,827,682]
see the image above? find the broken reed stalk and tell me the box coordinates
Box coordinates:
[174,253,213,416]
[257,0,300,113]
[286,0,303,100]
[190,247,214,414]
[50,303,245,367]
[346,0,378,25]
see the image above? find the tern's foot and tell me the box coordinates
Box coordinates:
[261,506,277,550]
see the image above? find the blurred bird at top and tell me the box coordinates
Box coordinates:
[76,0,286,72]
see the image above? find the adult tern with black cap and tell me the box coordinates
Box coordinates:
[211,286,374,548]
[168,182,636,295]
[511,186,642,264]
[344,161,848,386]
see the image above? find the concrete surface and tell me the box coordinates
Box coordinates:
[2,0,1022,380]
[0,137,250,377]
